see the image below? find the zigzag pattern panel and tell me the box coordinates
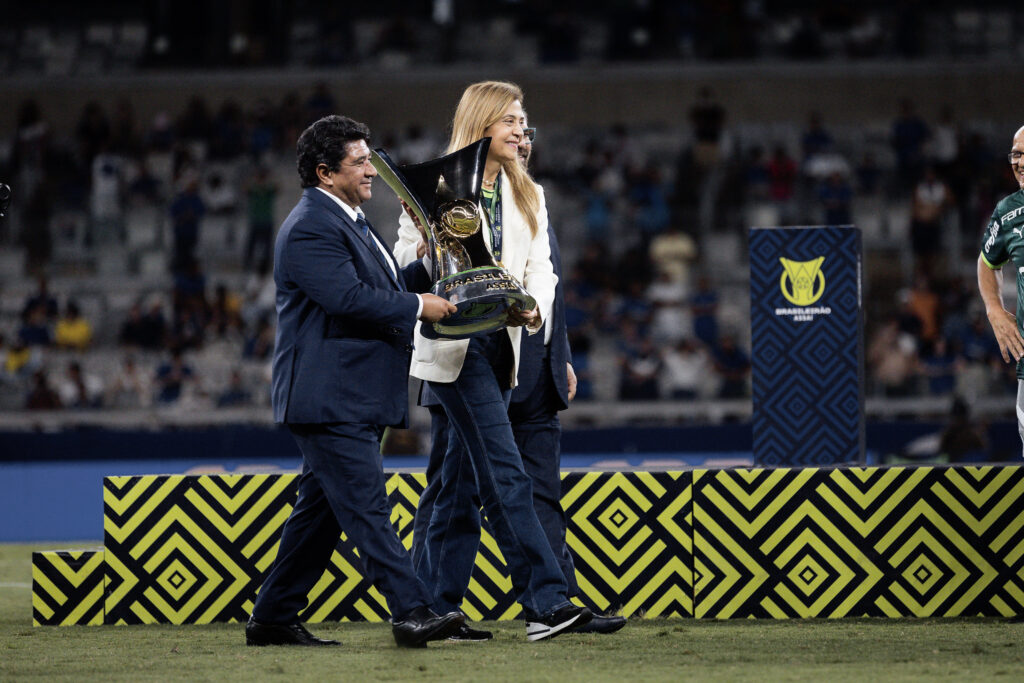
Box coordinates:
[32,550,105,626]
[563,471,693,618]
[104,474,299,625]
[298,472,426,623]
[693,466,1024,618]
[100,472,695,624]
[307,472,696,622]
[457,522,521,621]
[425,474,522,622]
[279,472,534,623]
[749,226,863,466]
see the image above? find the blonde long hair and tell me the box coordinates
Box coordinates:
[447,81,541,238]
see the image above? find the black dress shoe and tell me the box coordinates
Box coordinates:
[571,613,627,634]
[392,607,464,648]
[447,622,493,642]
[245,617,341,646]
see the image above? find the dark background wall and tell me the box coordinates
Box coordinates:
[2,62,1020,136]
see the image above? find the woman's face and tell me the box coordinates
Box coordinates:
[482,100,525,165]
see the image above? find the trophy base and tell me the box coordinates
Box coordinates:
[422,266,536,340]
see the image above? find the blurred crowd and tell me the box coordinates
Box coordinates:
[3,3,1019,75]
[4,272,275,411]
[0,78,1020,413]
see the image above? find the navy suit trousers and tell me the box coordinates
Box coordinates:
[411,336,577,616]
[416,333,571,618]
[252,422,429,624]
[507,358,578,597]
[412,364,579,601]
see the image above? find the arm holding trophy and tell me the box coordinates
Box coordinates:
[246,115,462,650]
[394,200,429,266]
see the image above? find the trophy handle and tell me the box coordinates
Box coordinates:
[370,149,441,278]
[370,149,430,229]
[437,235,472,273]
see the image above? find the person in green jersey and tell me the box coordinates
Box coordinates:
[978,124,1024,449]
[244,165,278,274]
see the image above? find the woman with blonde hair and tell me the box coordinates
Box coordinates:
[393,81,590,641]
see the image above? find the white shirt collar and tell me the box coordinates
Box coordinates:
[315,187,397,278]
[316,187,361,223]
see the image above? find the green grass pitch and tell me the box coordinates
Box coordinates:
[3,543,1024,681]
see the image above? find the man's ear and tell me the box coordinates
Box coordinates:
[316,163,332,186]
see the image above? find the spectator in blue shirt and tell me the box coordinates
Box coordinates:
[19,303,52,347]
[156,349,194,403]
[712,334,751,399]
[169,175,206,272]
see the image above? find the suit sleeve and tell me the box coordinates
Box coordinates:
[522,186,557,334]
[282,218,419,330]
[400,259,432,294]
[549,226,572,364]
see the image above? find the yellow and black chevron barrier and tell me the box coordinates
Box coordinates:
[31,465,1024,626]
[32,549,105,626]
[563,471,693,619]
[694,466,1024,619]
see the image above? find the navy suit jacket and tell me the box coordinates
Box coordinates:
[510,225,571,411]
[271,188,430,426]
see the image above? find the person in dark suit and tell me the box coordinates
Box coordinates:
[409,117,626,639]
[246,114,463,649]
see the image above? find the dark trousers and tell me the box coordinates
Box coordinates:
[251,422,429,624]
[412,362,578,600]
[411,404,458,573]
[244,221,273,274]
[507,363,578,597]
[416,333,570,617]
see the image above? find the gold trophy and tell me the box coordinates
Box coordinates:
[372,139,535,339]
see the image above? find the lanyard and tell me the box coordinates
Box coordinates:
[484,175,503,261]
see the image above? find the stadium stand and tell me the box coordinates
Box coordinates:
[1,3,1023,452]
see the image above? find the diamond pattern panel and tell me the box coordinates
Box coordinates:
[36,465,1024,626]
[32,549,105,626]
[749,226,864,466]
[693,466,1024,618]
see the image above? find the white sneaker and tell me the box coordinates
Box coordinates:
[526,605,592,642]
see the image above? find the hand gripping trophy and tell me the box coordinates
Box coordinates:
[372,139,535,339]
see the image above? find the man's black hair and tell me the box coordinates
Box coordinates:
[296,115,372,188]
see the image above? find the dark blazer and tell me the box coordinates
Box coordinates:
[271,188,430,426]
[510,225,571,411]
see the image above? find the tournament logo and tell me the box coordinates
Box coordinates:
[774,257,831,322]
[779,257,825,306]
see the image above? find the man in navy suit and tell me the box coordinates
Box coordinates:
[246,115,463,648]
[410,121,626,639]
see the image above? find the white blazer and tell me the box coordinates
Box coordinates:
[393,175,557,386]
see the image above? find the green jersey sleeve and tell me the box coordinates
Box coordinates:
[981,207,1009,268]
